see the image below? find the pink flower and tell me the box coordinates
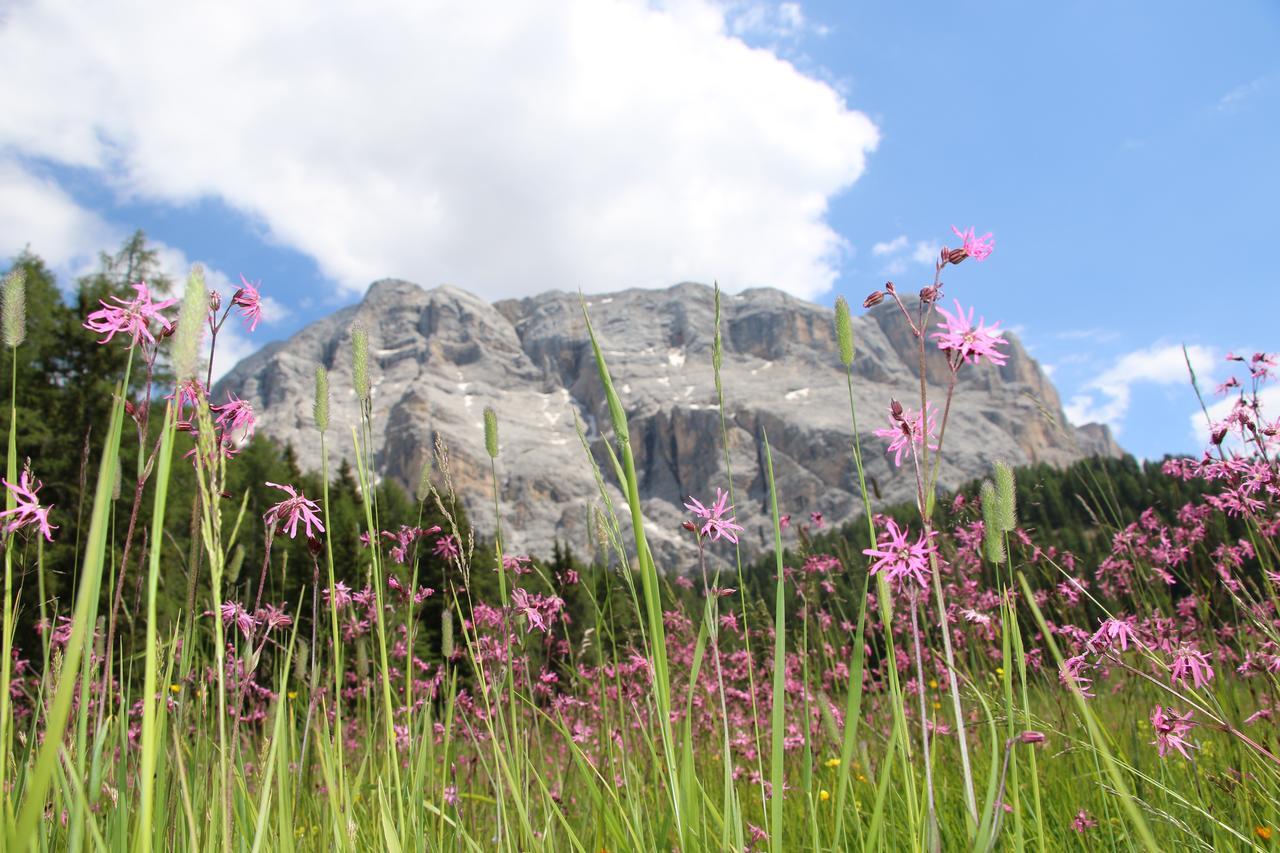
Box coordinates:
[511,588,564,634]
[1170,643,1214,690]
[263,482,325,539]
[1090,617,1138,652]
[82,282,177,348]
[932,300,1008,367]
[0,470,57,541]
[232,275,264,332]
[1149,705,1197,759]
[862,518,936,589]
[256,604,293,632]
[217,601,257,639]
[809,511,825,529]
[684,488,745,544]
[1072,809,1098,833]
[211,392,256,440]
[873,402,939,467]
[502,554,534,574]
[323,581,353,609]
[950,225,994,261]
[433,534,460,560]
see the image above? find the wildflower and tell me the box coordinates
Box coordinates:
[1018,731,1047,744]
[1090,616,1138,652]
[1059,655,1095,698]
[433,534,460,560]
[211,392,256,440]
[950,225,995,262]
[1072,810,1098,833]
[257,604,293,632]
[873,402,939,467]
[683,488,745,544]
[862,518,936,589]
[932,300,1008,367]
[217,601,256,638]
[0,469,57,541]
[323,581,352,610]
[263,482,325,539]
[232,275,264,332]
[1257,826,1273,841]
[810,511,825,529]
[82,282,177,347]
[824,758,841,768]
[819,789,830,802]
[169,684,181,694]
[1149,705,1197,759]
[1170,643,1214,690]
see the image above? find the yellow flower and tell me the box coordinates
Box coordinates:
[824,758,841,768]
[928,679,938,689]
[933,701,942,711]
[169,684,181,694]
[996,667,1005,678]
[287,691,298,700]
[819,790,830,802]
[1256,825,1272,841]
[856,774,867,783]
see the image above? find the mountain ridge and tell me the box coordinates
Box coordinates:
[219,278,1121,569]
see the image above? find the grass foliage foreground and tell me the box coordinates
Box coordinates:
[1,229,1279,852]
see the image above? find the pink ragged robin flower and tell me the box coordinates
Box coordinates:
[950,225,994,261]
[684,488,745,544]
[862,518,936,589]
[1170,643,1214,690]
[256,604,293,632]
[232,275,264,332]
[211,392,256,441]
[83,282,177,348]
[932,299,1008,367]
[1072,809,1098,833]
[323,580,353,610]
[433,534,460,560]
[873,402,939,467]
[216,601,256,639]
[1149,705,1197,760]
[1089,616,1138,652]
[0,469,57,542]
[263,482,325,539]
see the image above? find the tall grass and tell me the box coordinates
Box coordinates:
[0,257,1277,852]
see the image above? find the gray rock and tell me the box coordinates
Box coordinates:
[219,279,1122,570]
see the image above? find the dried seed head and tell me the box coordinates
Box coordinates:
[483,406,499,459]
[980,480,1006,564]
[994,461,1017,532]
[2,268,26,348]
[313,366,330,432]
[834,296,854,367]
[350,325,370,402]
[170,266,208,383]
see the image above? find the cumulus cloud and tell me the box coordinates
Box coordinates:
[1064,343,1216,432]
[0,160,117,272]
[0,0,878,301]
[869,233,938,276]
[872,235,908,256]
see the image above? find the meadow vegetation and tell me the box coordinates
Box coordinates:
[0,228,1277,851]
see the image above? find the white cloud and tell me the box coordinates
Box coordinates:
[872,235,908,256]
[1064,343,1216,432]
[0,160,116,272]
[0,0,878,302]
[911,241,940,266]
[1217,74,1271,113]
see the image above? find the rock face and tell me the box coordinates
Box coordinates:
[219,279,1121,570]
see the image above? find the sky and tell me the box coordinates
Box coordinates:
[1,0,1276,459]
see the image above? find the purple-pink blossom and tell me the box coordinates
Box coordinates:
[0,470,57,542]
[232,275,264,332]
[211,392,256,441]
[1150,705,1197,759]
[862,518,936,589]
[684,488,745,544]
[873,402,939,467]
[1170,643,1214,690]
[932,299,1008,367]
[951,225,994,261]
[263,482,325,539]
[82,282,177,348]
[433,534,460,560]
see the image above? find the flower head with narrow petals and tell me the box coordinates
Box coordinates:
[263,482,325,539]
[0,469,57,541]
[862,518,936,589]
[232,275,264,332]
[950,225,995,261]
[933,300,1008,367]
[873,403,939,467]
[684,488,746,544]
[83,282,177,348]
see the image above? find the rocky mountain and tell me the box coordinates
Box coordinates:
[219,279,1121,570]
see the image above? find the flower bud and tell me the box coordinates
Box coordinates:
[1018,730,1046,744]
[209,290,222,312]
[834,296,854,367]
[889,399,904,421]
[483,406,499,458]
[947,248,968,265]
[682,520,698,533]
[919,286,939,304]
[862,290,885,309]
[884,281,896,293]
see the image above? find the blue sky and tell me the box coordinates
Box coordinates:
[1,0,1276,459]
